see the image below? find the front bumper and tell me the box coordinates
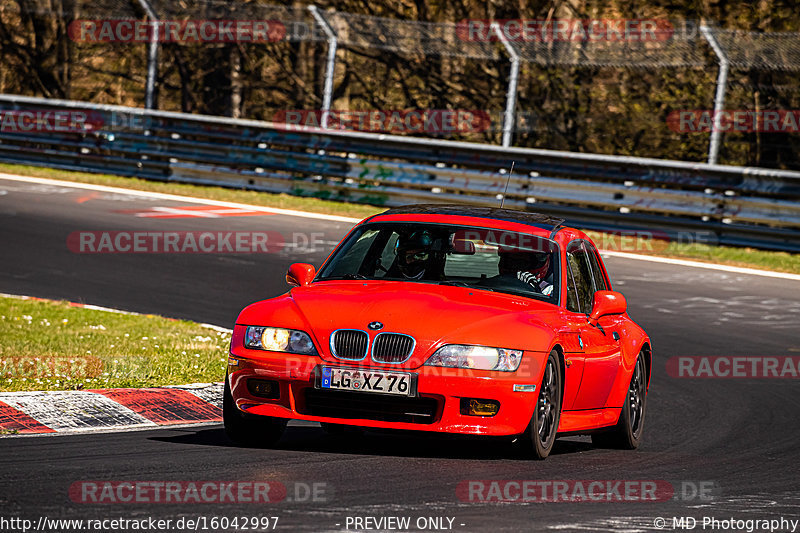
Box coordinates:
[227,348,546,437]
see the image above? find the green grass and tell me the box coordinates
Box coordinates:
[1,162,798,274]
[0,296,230,392]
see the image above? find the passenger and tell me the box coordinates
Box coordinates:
[497,250,554,295]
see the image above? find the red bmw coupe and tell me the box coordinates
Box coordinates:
[225,205,651,458]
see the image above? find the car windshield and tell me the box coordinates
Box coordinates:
[317,222,559,302]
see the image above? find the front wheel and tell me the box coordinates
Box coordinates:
[223,376,287,447]
[592,351,648,449]
[518,350,562,459]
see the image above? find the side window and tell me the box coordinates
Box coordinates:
[566,242,594,314]
[585,243,608,292]
[566,261,581,312]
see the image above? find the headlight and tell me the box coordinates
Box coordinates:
[244,326,318,355]
[425,344,522,372]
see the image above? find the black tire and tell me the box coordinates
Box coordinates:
[320,422,364,436]
[223,377,287,447]
[518,350,562,459]
[592,351,647,449]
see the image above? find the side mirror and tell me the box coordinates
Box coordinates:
[286,263,315,287]
[451,239,476,255]
[588,290,627,326]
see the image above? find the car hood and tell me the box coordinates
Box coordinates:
[237,280,559,369]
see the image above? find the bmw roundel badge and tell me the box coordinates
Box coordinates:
[368,321,384,330]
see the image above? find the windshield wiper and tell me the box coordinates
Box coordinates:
[323,274,368,280]
[438,281,496,292]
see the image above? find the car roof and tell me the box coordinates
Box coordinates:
[367,204,567,236]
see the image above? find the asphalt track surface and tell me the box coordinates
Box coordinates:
[1,176,799,532]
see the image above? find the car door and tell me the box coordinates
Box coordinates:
[564,240,622,410]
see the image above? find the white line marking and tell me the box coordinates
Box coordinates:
[81,304,136,314]
[137,206,221,218]
[199,323,234,334]
[130,206,268,218]
[163,382,223,389]
[600,250,800,281]
[0,172,363,224]
[0,172,797,281]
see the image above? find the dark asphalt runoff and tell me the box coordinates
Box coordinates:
[1,175,799,532]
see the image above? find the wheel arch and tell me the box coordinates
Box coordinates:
[641,341,652,390]
[550,343,566,407]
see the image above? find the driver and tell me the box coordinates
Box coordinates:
[392,230,434,280]
[498,250,554,295]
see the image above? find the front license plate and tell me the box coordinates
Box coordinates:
[318,367,415,397]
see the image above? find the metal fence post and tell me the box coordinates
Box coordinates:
[308,6,338,129]
[700,25,729,165]
[492,22,520,148]
[136,0,159,110]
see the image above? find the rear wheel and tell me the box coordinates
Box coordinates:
[223,376,287,447]
[592,351,647,449]
[518,351,562,459]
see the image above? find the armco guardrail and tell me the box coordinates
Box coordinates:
[1,94,799,251]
